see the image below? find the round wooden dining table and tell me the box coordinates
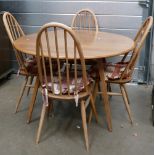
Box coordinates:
[14,30,135,131]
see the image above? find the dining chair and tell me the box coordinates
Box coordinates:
[35,22,98,151]
[105,16,153,123]
[3,12,38,113]
[71,8,98,31]
[71,9,99,69]
[71,9,101,102]
[89,16,153,124]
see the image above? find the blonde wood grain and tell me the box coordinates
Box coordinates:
[122,85,130,105]
[89,94,98,123]
[120,16,153,81]
[120,84,133,124]
[81,100,89,151]
[3,12,38,116]
[14,30,135,60]
[104,16,153,124]
[98,60,112,131]
[36,103,47,144]
[27,76,34,96]
[71,9,98,32]
[107,92,122,96]
[88,79,99,124]
[27,76,40,123]
[13,24,135,132]
[35,22,98,150]
[15,76,28,113]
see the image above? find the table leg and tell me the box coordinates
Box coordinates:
[97,60,112,131]
[27,76,40,124]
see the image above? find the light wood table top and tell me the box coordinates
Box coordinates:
[14,30,134,59]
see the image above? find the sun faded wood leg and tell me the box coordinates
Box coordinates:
[120,84,133,124]
[122,84,130,105]
[27,76,34,96]
[81,100,89,151]
[88,109,93,125]
[27,77,39,123]
[97,60,112,131]
[89,94,98,123]
[15,76,28,113]
[88,80,99,124]
[36,103,47,144]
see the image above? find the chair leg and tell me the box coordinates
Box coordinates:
[27,76,34,96]
[15,76,28,113]
[120,84,133,124]
[36,103,47,144]
[89,94,98,123]
[27,77,39,123]
[122,84,130,105]
[88,110,93,125]
[88,80,99,124]
[93,80,99,103]
[98,82,102,100]
[81,100,89,151]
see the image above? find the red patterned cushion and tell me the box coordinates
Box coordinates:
[105,61,130,80]
[23,58,61,75]
[42,71,93,95]
[24,57,38,74]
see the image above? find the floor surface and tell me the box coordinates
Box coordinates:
[0,75,153,155]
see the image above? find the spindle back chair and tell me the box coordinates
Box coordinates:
[71,9,98,32]
[104,16,153,124]
[3,12,37,115]
[89,16,153,125]
[35,22,98,151]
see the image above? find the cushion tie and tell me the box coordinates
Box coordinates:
[74,91,79,107]
[42,84,49,106]
[17,69,20,77]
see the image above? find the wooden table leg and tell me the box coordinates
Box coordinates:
[27,76,40,124]
[97,60,112,131]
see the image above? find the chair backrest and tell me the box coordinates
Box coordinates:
[71,9,98,32]
[3,12,28,70]
[121,16,153,80]
[36,22,88,96]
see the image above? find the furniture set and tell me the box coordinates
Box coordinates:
[2,9,153,151]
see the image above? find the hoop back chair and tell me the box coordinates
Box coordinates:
[35,22,98,151]
[118,16,153,82]
[3,12,37,113]
[71,9,98,69]
[71,9,98,32]
[98,16,153,124]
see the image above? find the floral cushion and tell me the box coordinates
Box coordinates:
[19,58,62,75]
[105,61,130,80]
[42,71,93,95]
[24,57,38,74]
[17,57,37,76]
[87,61,131,80]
